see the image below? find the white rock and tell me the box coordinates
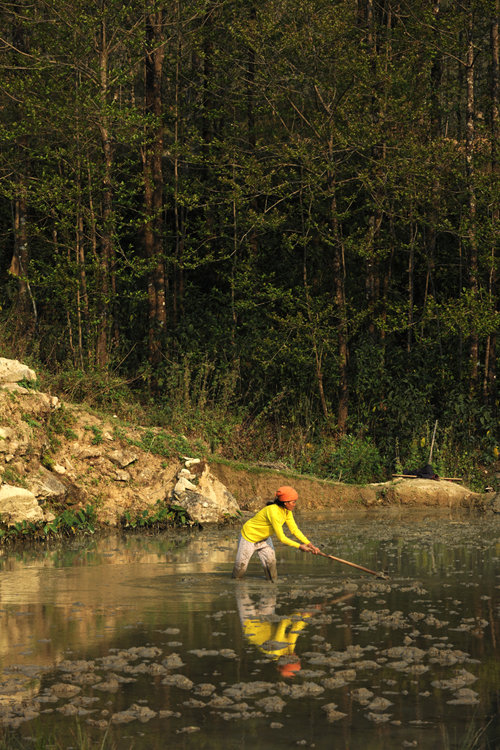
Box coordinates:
[114,469,131,482]
[174,477,197,494]
[172,465,240,524]
[27,467,67,501]
[0,357,36,384]
[107,450,137,468]
[0,484,43,525]
[183,457,201,468]
[178,468,196,479]
[0,428,14,452]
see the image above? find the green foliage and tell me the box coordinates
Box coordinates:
[0,0,498,494]
[41,404,78,466]
[85,425,103,445]
[0,720,115,749]
[41,369,137,416]
[309,434,385,484]
[17,378,39,391]
[46,404,77,441]
[1,468,28,488]
[0,505,97,544]
[389,418,498,491]
[41,454,55,471]
[21,413,41,429]
[134,429,192,459]
[120,501,197,531]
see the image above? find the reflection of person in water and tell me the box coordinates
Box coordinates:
[235,585,315,677]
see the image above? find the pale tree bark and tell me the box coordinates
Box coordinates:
[301,192,329,423]
[329,153,349,435]
[9,174,37,334]
[484,0,499,402]
[465,2,479,389]
[172,0,182,330]
[95,11,114,369]
[426,0,442,353]
[143,5,167,371]
[364,0,388,349]
[75,68,88,370]
[7,7,37,338]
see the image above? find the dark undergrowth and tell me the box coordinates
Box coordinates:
[8,360,500,493]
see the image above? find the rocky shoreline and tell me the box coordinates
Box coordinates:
[0,357,498,532]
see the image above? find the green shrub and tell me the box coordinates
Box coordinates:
[0,504,97,543]
[133,429,192,459]
[120,500,198,530]
[21,413,42,429]
[311,434,385,484]
[1,467,28,488]
[85,424,103,445]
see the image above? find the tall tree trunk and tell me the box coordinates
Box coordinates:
[364,0,386,348]
[485,0,499,403]
[172,0,182,330]
[426,0,442,358]
[9,174,36,334]
[465,3,479,389]
[75,69,88,369]
[247,5,258,258]
[329,156,349,434]
[96,13,113,369]
[301,191,329,423]
[8,11,36,338]
[144,6,167,371]
[407,222,416,353]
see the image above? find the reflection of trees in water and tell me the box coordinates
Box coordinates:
[0,531,238,670]
[1,520,498,683]
[0,601,136,668]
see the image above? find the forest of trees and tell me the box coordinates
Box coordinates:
[0,0,499,479]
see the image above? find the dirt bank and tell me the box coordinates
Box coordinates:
[210,463,486,513]
[0,381,492,528]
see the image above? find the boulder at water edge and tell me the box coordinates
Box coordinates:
[171,460,240,524]
[0,358,36,387]
[0,484,44,525]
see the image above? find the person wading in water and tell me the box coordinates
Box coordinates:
[231,486,320,583]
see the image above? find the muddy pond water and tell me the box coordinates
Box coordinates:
[0,508,499,750]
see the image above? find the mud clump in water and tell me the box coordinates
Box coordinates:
[0,511,498,747]
[255,695,286,713]
[161,674,194,690]
[322,703,347,722]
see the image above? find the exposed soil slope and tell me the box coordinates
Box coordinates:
[0,387,491,527]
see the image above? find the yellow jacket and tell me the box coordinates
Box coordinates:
[241,504,310,549]
[242,613,312,658]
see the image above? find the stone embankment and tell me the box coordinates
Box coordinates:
[0,357,239,527]
[0,357,498,529]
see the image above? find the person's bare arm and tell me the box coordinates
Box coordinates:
[299,543,320,554]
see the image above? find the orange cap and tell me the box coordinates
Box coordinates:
[275,486,298,503]
[278,660,301,678]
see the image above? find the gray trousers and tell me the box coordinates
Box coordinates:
[232,534,278,582]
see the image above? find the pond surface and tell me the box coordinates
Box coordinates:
[0,508,499,750]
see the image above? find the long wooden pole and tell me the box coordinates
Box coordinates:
[317,550,389,580]
[428,419,438,464]
[392,474,463,481]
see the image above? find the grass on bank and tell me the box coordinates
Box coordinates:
[0,721,115,750]
[10,361,500,493]
[0,500,205,545]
